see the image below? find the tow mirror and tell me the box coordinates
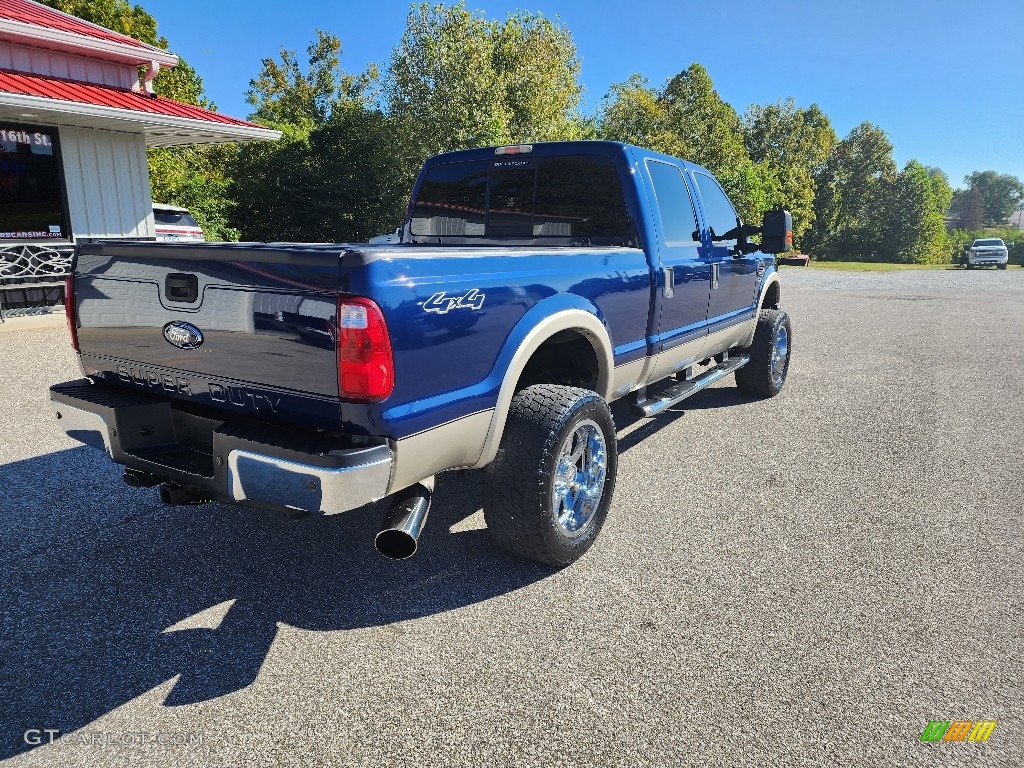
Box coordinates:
[761,209,793,254]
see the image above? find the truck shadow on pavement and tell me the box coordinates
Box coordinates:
[4,387,750,758]
[0,447,557,759]
[610,387,759,452]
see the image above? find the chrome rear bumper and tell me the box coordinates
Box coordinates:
[50,380,392,515]
[226,448,392,514]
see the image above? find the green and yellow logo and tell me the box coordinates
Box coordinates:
[920,720,996,742]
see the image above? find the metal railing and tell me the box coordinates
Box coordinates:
[0,243,73,321]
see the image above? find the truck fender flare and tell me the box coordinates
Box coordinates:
[473,300,614,468]
[743,271,782,348]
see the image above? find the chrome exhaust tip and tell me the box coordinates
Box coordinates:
[375,483,432,560]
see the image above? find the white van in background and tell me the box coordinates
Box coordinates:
[153,203,205,242]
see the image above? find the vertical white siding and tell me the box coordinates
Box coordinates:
[59,126,154,240]
[11,45,30,71]
[49,52,71,80]
[0,42,136,88]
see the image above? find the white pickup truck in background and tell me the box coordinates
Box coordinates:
[962,238,1009,270]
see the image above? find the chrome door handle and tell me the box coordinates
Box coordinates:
[711,262,719,290]
[663,267,674,298]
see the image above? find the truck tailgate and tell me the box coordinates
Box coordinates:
[72,242,346,429]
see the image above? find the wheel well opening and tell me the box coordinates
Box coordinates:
[762,282,780,310]
[515,331,600,393]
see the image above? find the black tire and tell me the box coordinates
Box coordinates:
[483,384,617,565]
[998,263,1007,270]
[735,309,792,397]
[966,263,974,270]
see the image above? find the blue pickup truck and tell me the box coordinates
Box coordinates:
[51,141,792,565]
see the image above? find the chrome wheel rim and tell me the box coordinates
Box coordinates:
[551,419,607,536]
[771,325,789,387]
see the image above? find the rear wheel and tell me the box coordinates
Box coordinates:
[735,309,792,397]
[483,385,617,565]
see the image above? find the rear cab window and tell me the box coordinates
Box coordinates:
[410,155,630,244]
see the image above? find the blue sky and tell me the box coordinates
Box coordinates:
[146,0,1023,190]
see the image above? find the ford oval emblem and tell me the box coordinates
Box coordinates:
[162,321,204,350]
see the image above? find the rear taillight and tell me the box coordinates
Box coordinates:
[65,273,79,352]
[336,297,393,402]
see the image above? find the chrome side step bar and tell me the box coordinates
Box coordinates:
[630,353,750,417]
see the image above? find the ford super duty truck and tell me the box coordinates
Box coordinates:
[51,141,793,565]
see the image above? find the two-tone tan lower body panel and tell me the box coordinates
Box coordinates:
[388,409,494,493]
[637,316,757,388]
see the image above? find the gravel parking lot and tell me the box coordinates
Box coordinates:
[2,267,1022,767]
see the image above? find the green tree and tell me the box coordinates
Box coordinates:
[386,2,584,160]
[953,186,987,230]
[962,171,1024,225]
[926,165,954,235]
[596,74,675,152]
[742,99,836,243]
[247,30,378,134]
[805,121,897,259]
[492,11,584,143]
[873,160,951,263]
[40,0,240,239]
[596,65,775,223]
[659,66,778,224]
[148,144,239,240]
[660,65,748,184]
[230,33,413,242]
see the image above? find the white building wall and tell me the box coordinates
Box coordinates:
[0,41,136,88]
[59,125,154,240]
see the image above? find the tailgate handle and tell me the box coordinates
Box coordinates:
[165,273,199,303]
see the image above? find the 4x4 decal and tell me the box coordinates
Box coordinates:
[423,289,486,314]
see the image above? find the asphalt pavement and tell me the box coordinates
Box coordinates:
[2,267,1021,767]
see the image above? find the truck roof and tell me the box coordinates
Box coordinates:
[422,140,713,177]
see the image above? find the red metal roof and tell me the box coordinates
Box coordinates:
[0,0,152,51]
[0,68,265,128]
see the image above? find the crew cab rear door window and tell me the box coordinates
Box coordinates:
[693,172,739,242]
[411,155,629,242]
[646,160,699,243]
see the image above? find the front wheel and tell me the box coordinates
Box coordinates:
[735,309,792,397]
[483,385,617,565]
[998,263,1007,270]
